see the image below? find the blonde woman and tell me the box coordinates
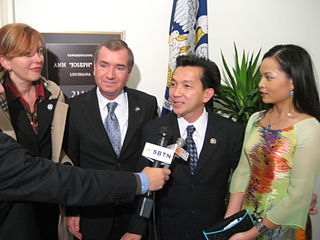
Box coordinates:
[0,23,71,240]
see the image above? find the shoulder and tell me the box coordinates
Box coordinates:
[42,78,64,100]
[246,111,264,126]
[295,118,320,151]
[42,77,58,89]
[296,117,320,132]
[68,87,96,105]
[209,111,243,130]
[126,88,156,102]
[249,111,264,121]
[145,112,175,127]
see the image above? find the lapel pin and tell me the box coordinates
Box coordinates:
[210,138,217,144]
[134,107,140,112]
[47,103,54,111]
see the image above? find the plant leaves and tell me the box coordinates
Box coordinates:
[213,45,267,125]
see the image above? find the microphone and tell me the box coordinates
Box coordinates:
[176,137,185,148]
[153,127,172,168]
[138,127,172,219]
[163,138,189,168]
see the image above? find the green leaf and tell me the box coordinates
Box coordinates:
[213,44,267,125]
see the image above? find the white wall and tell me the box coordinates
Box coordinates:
[6,0,320,238]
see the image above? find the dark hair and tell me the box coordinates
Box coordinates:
[175,55,221,110]
[94,39,134,72]
[263,44,320,121]
[175,55,221,90]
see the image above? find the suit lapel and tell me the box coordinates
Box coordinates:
[37,98,56,142]
[167,113,193,174]
[195,111,219,174]
[83,88,111,146]
[120,89,142,156]
[51,100,68,163]
[169,113,181,142]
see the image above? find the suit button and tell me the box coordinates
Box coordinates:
[190,209,195,214]
[190,184,195,190]
[116,162,121,168]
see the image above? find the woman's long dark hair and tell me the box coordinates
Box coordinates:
[263,44,320,121]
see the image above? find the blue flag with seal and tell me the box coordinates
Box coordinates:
[161,0,208,115]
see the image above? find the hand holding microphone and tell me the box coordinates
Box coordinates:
[141,166,171,191]
[138,127,191,218]
[138,126,172,218]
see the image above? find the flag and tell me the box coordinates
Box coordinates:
[161,0,208,115]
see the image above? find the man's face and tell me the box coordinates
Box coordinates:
[169,66,214,123]
[93,46,131,100]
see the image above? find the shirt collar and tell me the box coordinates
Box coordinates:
[5,77,45,102]
[178,108,208,138]
[96,88,127,111]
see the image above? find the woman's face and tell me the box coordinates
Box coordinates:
[2,45,44,84]
[259,57,294,106]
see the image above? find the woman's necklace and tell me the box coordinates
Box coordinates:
[267,109,294,130]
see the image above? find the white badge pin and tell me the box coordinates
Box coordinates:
[210,138,217,144]
[134,107,140,112]
[47,104,53,111]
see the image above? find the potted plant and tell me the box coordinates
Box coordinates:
[213,44,267,126]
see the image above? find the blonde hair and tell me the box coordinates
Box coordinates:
[0,23,44,71]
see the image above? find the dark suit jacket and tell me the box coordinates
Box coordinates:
[130,111,244,240]
[65,86,157,239]
[0,131,137,206]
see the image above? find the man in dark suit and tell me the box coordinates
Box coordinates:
[122,55,244,240]
[65,39,158,240]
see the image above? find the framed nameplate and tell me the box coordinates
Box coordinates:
[41,32,123,98]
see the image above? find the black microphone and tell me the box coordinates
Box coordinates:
[138,126,172,219]
[152,126,172,168]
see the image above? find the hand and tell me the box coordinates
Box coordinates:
[142,167,170,191]
[67,216,82,239]
[229,231,257,240]
[120,233,142,240]
[229,227,260,240]
[309,193,318,215]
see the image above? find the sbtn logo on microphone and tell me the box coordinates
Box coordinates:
[142,142,175,164]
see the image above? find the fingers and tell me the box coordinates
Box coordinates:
[67,216,82,239]
[142,167,171,191]
[120,233,142,240]
[309,207,318,215]
[309,193,318,215]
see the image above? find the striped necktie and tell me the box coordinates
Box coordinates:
[104,102,121,157]
[186,125,198,174]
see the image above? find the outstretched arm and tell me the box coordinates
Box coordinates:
[0,132,170,205]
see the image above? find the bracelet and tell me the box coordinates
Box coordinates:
[255,220,269,234]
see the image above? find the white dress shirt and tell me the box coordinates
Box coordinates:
[177,108,208,157]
